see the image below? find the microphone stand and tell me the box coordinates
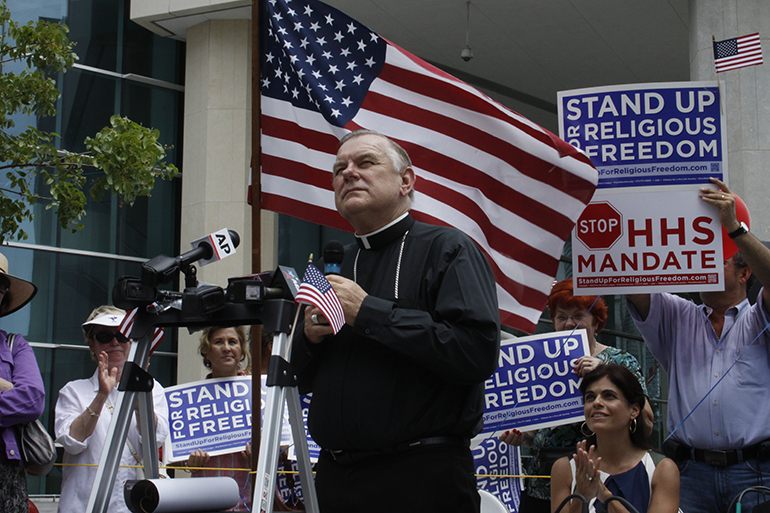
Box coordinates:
[604,496,641,513]
[553,493,589,513]
[552,493,641,513]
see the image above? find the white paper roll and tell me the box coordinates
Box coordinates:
[125,476,240,513]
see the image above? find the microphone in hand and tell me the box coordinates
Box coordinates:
[323,240,344,275]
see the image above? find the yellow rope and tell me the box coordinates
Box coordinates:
[53,462,549,479]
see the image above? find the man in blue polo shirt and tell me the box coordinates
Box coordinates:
[627,178,770,513]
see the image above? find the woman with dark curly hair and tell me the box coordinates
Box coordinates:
[499,278,653,513]
[551,364,679,513]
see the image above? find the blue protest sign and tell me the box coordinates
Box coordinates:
[165,376,253,462]
[288,393,320,462]
[483,330,589,434]
[474,437,523,513]
[558,82,726,189]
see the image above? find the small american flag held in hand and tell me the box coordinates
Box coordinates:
[295,264,345,334]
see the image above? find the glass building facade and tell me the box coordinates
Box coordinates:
[2,0,184,495]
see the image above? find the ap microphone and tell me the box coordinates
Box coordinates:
[139,229,241,291]
[323,240,344,275]
[183,229,241,268]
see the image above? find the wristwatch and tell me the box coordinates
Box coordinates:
[727,221,749,239]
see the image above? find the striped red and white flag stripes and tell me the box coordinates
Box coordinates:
[118,308,165,356]
[714,32,763,73]
[260,1,597,334]
[295,264,346,335]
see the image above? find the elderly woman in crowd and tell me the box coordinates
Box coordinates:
[551,364,679,513]
[0,251,44,513]
[55,305,169,513]
[186,326,252,512]
[499,278,653,512]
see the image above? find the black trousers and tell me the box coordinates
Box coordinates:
[315,445,480,513]
[518,490,550,513]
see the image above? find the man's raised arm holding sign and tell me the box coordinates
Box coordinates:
[625,177,770,513]
[628,178,770,319]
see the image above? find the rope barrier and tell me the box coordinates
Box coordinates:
[51,462,547,479]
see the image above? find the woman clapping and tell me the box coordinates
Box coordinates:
[550,365,679,513]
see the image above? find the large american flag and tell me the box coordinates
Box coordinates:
[713,33,763,73]
[259,0,598,333]
[295,264,346,333]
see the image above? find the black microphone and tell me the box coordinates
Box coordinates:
[323,240,344,275]
[178,230,241,268]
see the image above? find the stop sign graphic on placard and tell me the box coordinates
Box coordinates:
[575,201,623,250]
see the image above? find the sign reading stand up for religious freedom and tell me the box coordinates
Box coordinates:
[481,330,590,435]
[558,81,727,295]
[558,82,725,190]
[164,376,293,463]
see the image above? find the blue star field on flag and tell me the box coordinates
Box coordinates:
[260,0,386,126]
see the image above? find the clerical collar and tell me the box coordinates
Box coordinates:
[355,212,414,250]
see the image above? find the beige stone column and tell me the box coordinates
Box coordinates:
[177,19,280,384]
[689,0,770,240]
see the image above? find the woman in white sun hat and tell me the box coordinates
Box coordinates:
[0,251,45,513]
[54,305,169,513]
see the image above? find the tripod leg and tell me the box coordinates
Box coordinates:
[85,387,138,513]
[86,335,155,513]
[286,387,319,512]
[136,386,159,479]
[255,374,288,513]
[255,332,291,513]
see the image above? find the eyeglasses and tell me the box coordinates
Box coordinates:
[93,331,130,344]
[554,313,587,324]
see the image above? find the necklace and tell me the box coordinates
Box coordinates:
[354,230,409,299]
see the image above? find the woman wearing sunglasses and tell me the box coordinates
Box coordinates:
[54,306,169,513]
[0,251,43,512]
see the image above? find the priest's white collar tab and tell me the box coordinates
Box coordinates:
[355,212,413,250]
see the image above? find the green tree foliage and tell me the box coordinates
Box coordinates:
[0,3,178,243]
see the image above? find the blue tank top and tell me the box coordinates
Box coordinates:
[594,460,650,513]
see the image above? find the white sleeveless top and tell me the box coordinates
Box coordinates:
[568,452,657,513]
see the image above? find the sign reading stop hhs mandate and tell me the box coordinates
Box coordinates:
[572,188,724,295]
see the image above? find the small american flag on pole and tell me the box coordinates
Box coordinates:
[118,308,166,356]
[714,32,763,73]
[295,264,346,334]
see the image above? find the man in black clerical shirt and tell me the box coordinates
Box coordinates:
[294,129,500,513]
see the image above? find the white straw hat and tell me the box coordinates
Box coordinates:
[0,251,38,317]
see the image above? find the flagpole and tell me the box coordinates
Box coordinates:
[713,35,726,118]
[250,0,262,500]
